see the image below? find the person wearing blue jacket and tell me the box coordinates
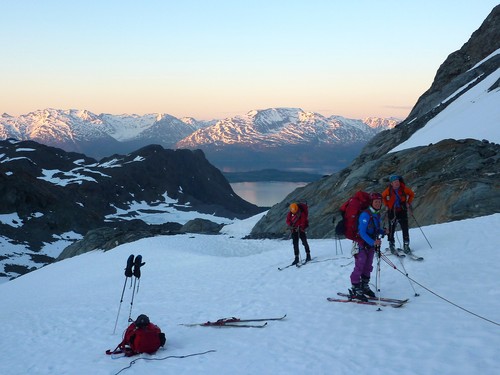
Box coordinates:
[349,192,386,302]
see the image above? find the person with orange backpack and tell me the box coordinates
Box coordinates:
[349,192,387,301]
[286,202,311,265]
[382,175,415,255]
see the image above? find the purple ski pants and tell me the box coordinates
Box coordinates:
[350,244,375,284]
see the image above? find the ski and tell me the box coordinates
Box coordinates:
[327,297,404,308]
[234,314,287,323]
[181,321,267,328]
[337,292,408,304]
[278,263,299,271]
[278,257,316,270]
[301,257,316,265]
[406,252,424,261]
[386,247,406,257]
[180,314,286,327]
[387,247,423,261]
[203,322,268,328]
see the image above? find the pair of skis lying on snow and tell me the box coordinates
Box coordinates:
[180,314,287,328]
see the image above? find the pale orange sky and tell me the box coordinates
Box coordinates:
[1,1,497,121]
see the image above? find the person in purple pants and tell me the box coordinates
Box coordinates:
[349,192,387,302]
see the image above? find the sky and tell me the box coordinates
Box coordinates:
[1,0,498,121]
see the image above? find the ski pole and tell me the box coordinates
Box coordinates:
[375,245,382,310]
[380,253,420,297]
[113,254,134,334]
[394,248,419,296]
[411,212,433,249]
[128,277,137,322]
[334,235,343,255]
[113,278,128,334]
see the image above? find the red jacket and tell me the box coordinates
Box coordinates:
[286,205,308,231]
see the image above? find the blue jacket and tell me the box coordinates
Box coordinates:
[358,208,385,247]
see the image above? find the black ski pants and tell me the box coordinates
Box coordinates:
[388,208,410,244]
[291,229,310,257]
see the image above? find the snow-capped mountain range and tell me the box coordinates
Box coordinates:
[176,108,398,148]
[0,108,398,160]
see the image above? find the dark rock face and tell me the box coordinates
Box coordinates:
[249,5,500,240]
[57,221,183,260]
[180,218,225,235]
[0,140,264,276]
[249,139,500,239]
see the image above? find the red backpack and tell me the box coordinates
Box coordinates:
[107,314,166,357]
[297,202,309,228]
[339,191,371,241]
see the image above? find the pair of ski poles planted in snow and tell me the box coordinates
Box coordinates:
[113,254,146,334]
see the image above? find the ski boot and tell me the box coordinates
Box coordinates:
[291,256,300,266]
[305,253,312,262]
[403,242,412,254]
[389,242,397,255]
[361,276,376,298]
[349,283,368,302]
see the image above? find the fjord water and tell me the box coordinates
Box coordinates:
[230,181,308,207]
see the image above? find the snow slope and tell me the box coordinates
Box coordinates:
[391,51,500,152]
[0,212,498,375]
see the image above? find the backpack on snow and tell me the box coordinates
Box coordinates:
[337,191,371,241]
[106,314,167,357]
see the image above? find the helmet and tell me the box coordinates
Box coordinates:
[134,314,150,328]
[289,203,299,214]
[370,192,382,202]
[389,175,400,182]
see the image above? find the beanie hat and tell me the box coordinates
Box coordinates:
[389,175,399,182]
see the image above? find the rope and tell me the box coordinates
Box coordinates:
[113,349,217,375]
[388,237,419,297]
[379,253,499,327]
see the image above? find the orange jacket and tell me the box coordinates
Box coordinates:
[382,183,414,210]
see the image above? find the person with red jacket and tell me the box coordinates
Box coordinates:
[286,202,311,265]
[382,175,415,255]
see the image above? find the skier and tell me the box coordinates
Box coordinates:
[286,202,311,265]
[349,192,386,302]
[382,175,415,255]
